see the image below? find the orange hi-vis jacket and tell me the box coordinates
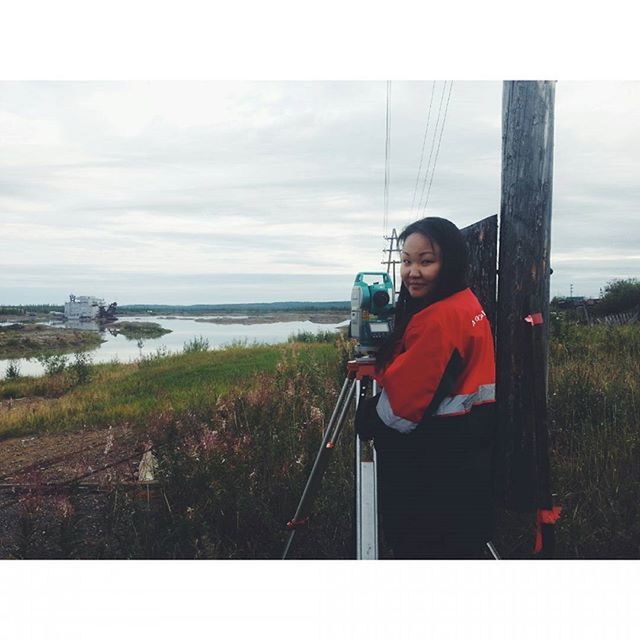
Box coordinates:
[375,288,496,433]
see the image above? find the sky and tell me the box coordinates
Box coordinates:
[1,80,638,305]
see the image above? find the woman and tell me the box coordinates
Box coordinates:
[355,217,496,559]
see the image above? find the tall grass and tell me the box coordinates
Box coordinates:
[546,323,640,558]
[183,335,210,353]
[288,329,339,343]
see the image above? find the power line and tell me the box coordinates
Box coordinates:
[383,81,391,236]
[410,81,436,213]
[416,81,448,214]
[422,80,454,213]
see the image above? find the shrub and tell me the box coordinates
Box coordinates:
[288,329,339,343]
[597,278,640,315]
[183,335,210,353]
[69,351,93,385]
[5,360,21,379]
[36,353,68,376]
[138,346,170,367]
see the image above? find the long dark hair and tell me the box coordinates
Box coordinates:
[375,217,468,372]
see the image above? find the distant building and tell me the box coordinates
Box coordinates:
[552,296,598,310]
[64,294,105,320]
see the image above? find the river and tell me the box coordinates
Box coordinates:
[0,315,348,379]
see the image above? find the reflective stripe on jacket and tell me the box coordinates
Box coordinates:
[375,288,496,433]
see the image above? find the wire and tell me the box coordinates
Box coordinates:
[383,81,391,237]
[422,80,454,213]
[416,81,448,214]
[410,81,436,213]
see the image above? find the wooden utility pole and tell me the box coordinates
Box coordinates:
[495,81,555,514]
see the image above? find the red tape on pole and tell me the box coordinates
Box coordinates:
[286,517,309,530]
[524,312,544,326]
[533,506,562,553]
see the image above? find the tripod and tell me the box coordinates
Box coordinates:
[282,356,379,560]
[281,356,502,560]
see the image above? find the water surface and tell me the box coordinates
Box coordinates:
[0,316,346,379]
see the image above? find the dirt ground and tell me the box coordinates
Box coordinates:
[0,424,144,484]
[0,425,152,558]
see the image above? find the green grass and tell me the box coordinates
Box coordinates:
[0,341,339,441]
[547,323,640,558]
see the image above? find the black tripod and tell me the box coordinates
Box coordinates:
[282,356,379,559]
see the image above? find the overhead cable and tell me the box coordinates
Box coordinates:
[410,81,436,213]
[383,80,391,236]
[422,80,454,213]
[416,81,448,214]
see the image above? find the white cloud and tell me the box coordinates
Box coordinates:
[1,80,639,303]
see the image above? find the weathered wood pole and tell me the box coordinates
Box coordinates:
[495,81,555,513]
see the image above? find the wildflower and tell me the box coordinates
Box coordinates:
[309,406,324,424]
[103,427,114,455]
[200,429,220,452]
[53,496,75,519]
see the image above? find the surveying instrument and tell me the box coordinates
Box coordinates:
[282,272,395,559]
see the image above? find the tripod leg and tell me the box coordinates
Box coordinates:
[282,377,357,559]
[355,376,379,559]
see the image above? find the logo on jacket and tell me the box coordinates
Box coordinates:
[471,310,487,327]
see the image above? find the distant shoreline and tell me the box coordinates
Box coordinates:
[193,311,348,325]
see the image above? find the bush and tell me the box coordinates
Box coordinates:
[183,335,210,353]
[288,330,339,343]
[597,278,640,315]
[36,353,68,376]
[69,351,93,385]
[138,346,170,367]
[5,360,21,379]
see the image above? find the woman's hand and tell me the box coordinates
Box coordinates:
[355,393,384,441]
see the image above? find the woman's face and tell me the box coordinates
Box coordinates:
[400,232,443,299]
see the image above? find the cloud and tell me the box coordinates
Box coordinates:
[1,81,639,303]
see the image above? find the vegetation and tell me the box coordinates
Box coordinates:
[182,336,210,353]
[596,278,640,315]
[2,323,639,559]
[111,321,172,340]
[0,304,63,316]
[546,320,640,558]
[5,360,21,379]
[118,301,350,316]
[0,339,342,442]
[0,324,104,360]
[287,329,340,343]
[36,353,69,376]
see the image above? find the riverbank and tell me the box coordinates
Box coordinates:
[0,324,104,360]
[194,311,348,325]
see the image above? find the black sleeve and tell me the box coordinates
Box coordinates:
[422,348,464,419]
[355,392,385,441]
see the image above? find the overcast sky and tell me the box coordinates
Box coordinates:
[1,80,638,305]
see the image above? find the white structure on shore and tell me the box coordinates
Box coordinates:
[64,294,105,320]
